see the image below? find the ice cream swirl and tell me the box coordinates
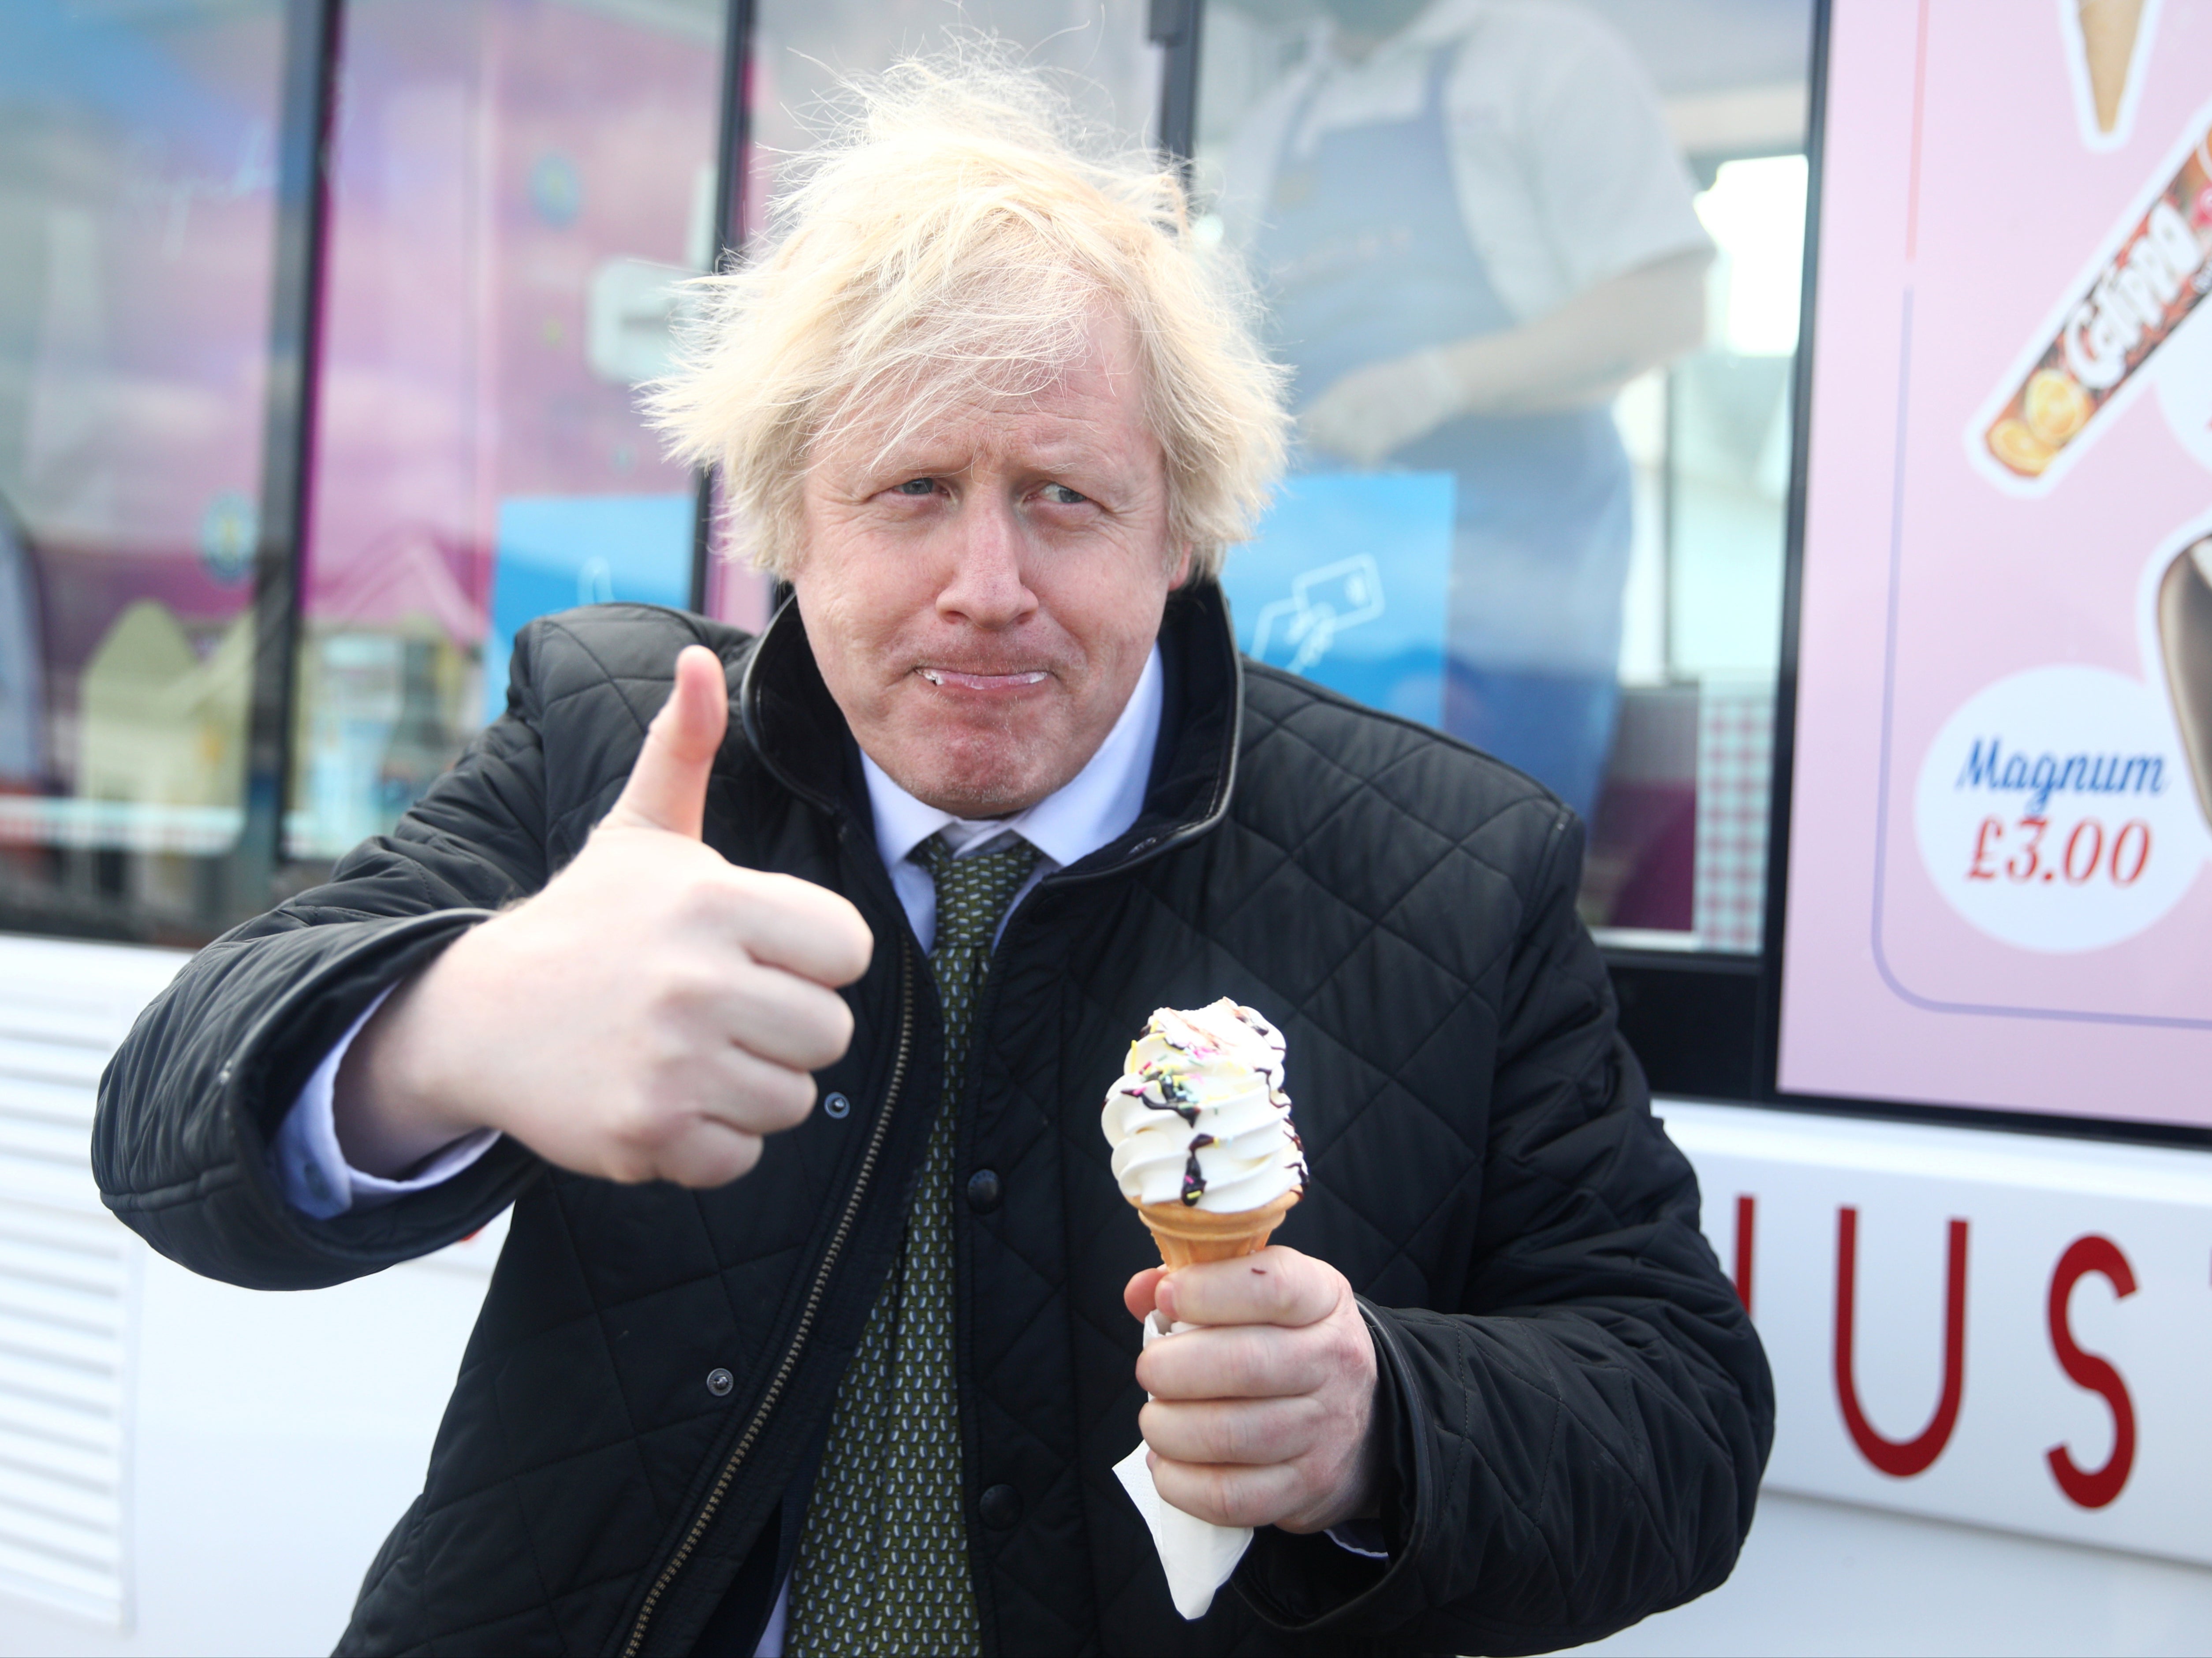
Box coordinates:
[1102,999,1307,1212]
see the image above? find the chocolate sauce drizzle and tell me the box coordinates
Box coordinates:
[1121,1074,1199,1127]
[1179,1133,1216,1205]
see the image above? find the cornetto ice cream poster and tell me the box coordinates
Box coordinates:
[1777,0,2212,1126]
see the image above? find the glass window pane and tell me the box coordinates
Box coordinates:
[1194,0,1812,954]
[0,1,286,939]
[289,0,728,862]
[747,2,1162,171]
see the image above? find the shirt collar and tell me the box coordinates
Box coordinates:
[859,644,1165,872]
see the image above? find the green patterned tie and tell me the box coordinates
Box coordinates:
[785,831,1040,1656]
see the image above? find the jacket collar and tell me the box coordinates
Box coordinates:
[738,581,1242,880]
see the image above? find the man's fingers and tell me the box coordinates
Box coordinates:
[608,646,727,839]
[651,1121,768,1189]
[720,872,874,988]
[1136,1322,1330,1402]
[1156,1246,1338,1330]
[1139,1395,1323,1467]
[1123,1266,1168,1324]
[691,1043,821,1136]
[613,1051,817,1187]
[1146,1455,1303,1531]
[719,962,856,1073]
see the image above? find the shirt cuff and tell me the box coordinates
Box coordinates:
[1323,1520,1389,1560]
[269,985,500,1219]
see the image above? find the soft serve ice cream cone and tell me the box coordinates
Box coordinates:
[1102,999,1307,1265]
[1103,999,1308,1621]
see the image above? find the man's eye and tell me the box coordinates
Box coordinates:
[1041,484,1089,506]
[893,477,937,496]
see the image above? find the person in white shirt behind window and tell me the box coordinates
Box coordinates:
[1212,0,1710,819]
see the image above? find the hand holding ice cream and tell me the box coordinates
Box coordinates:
[1122,1249,1383,1537]
[1103,1001,1381,1552]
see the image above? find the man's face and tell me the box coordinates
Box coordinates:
[793,311,1189,819]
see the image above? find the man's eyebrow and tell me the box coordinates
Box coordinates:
[832,446,962,483]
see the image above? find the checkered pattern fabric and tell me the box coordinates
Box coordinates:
[1692,684,1775,953]
[784,831,1038,1657]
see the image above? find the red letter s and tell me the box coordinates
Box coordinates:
[2045,1234,2137,1509]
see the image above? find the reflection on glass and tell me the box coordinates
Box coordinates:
[745,1,1161,214]
[1673,154,1803,684]
[0,0,283,936]
[291,0,727,861]
[1204,0,1711,819]
[1634,150,1804,950]
[1199,0,1811,951]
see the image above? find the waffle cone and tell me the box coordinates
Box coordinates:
[2078,0,2144,132]
[1135,1190,1301,1267]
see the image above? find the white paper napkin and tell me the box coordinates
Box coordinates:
[1112,1312,1253,1620]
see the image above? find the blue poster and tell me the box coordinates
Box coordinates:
[1219,473,1455,727]
[485,493,693,723]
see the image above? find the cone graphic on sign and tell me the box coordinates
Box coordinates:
[2076,0,2145,134]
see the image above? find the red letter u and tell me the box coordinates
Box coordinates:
[2045,1233,2137,1509]
[1833,1207,1967,1477]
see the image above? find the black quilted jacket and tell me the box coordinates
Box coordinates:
[95,585,1771,1658]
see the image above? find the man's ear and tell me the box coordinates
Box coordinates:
[1167,544,1195,589]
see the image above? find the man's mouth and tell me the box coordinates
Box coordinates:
[917,667,1051,690]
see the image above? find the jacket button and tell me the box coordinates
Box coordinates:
[823,1092,851,1120]
[705,1368,734,1397]
[978,1483,1022,1528]
[965,1169,1002,1212]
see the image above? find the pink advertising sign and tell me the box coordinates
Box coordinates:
[1777,0,2212,1126]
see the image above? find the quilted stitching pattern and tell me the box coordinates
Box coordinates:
[96,600,1771,1658]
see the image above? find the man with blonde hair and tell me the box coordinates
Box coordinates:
[97,60,1769,1658]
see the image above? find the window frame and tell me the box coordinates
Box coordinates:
[239,0,344,917]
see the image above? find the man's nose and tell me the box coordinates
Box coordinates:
[935,495,1037,628]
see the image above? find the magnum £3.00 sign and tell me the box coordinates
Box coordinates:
[1779,0,2212,1124]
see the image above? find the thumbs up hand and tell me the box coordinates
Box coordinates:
[602,642,733,841]
[332,646,875,1189]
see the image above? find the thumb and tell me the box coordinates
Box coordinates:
[608,645,727,838]
[1123,1266,1167,1325]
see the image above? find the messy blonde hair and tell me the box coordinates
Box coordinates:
[646,52,1288,580]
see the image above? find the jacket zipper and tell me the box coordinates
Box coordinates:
[619,938,916,1658]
